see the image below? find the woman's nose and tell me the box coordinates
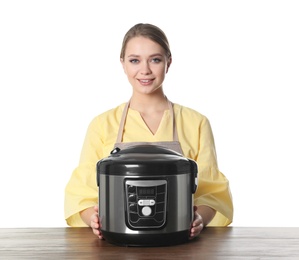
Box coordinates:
[140,61,152,74]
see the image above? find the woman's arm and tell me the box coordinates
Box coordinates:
[197,205,216,226]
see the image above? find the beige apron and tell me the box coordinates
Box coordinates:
[114,99,184,155]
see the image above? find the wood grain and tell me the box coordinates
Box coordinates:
[1,227,299,259]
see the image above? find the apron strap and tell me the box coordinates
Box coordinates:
[168,100,179,142]
[116,101,130,143]
[116,98,179,143]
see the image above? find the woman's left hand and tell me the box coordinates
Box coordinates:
[189,205,204,239]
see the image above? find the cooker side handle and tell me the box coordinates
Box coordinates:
[188,159,198,194]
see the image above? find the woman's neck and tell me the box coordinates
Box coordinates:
[129,92,169,135]
[129,93,169,114]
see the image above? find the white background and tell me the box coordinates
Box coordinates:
[0,0,298,228]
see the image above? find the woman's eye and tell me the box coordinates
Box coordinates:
[152,58,161,63]
[129,59,139,64]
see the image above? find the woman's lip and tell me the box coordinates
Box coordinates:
[139,79,153,82]
[138,79,154,85]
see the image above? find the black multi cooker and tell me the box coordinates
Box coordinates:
[97,145,198,246]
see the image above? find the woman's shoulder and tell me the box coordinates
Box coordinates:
[87,103,126,127]
[173,103,208,121]
[93,103,125,118]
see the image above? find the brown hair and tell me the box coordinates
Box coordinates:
[120,23,171,60]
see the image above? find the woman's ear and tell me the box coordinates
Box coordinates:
[166,57,172,73]
[120,58,126,73]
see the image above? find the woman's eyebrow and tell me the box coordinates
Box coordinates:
[127,53,163,58]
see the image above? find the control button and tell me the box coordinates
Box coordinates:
[155,202,165,212]
[142,206,152,216]
[149,199,155,206]
[157,184,166,193]
[129,213,139,222]
[129,203,137,213]
[156,193,165,202]
[138,199,156,206]
[128,185,136,193]
[128,194,136,203]
[155,212,164,222]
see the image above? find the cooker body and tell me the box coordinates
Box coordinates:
[99,173,194,246]
[97,145,197,246]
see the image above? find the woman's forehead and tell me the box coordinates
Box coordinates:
[125,36,165,56]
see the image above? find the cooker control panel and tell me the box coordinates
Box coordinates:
[125,180,167,229]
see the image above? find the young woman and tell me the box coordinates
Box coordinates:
[64,23,233,240]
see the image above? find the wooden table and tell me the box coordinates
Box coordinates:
[1,227,299,259]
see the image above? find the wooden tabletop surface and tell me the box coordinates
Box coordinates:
[1,227,299,259]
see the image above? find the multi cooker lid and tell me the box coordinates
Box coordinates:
[97,144,197,176]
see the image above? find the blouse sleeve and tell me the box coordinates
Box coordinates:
[64,117,103,227]
[194,117,233,226]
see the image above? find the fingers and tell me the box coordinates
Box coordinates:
[189,211,204,239]
[91,208,104,239]
[189,222,204,239]
[93,228,103,239]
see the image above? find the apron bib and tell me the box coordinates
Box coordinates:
[114,99,184,155]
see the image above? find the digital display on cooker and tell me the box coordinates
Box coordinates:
[137,187,155,196]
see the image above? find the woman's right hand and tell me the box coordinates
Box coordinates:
[91,205,104,239]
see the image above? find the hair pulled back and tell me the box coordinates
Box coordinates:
[120,23,171,60]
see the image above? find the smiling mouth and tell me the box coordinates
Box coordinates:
[139,79,153,83]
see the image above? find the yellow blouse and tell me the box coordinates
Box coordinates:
[64,103,233,227]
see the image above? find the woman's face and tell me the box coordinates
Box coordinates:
[121,36,171,96]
